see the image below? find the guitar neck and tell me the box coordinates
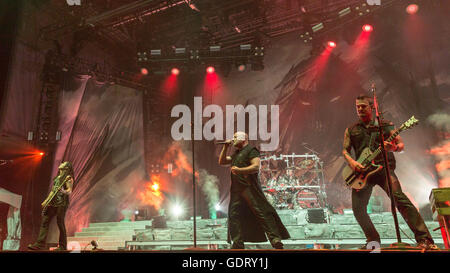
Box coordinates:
[47,176,70,201]
[367,128,402,162]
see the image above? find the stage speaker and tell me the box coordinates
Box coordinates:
[306,208,327,223]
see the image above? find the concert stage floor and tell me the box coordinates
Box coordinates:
[2,211,445,252]
[58,210,446,251]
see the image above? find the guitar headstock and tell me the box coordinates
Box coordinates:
[400,116,419,131]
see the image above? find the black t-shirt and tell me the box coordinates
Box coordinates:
[347,119,396,168]
[230,145,261,192]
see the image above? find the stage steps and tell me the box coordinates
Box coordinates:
[67,212,444,251]
[67,221,153,250]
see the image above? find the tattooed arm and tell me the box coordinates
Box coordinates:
[342,128,364,171]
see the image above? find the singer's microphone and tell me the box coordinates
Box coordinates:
[216,141,231,144]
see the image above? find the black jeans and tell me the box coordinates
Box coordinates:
[352,170,433,244]
[36,206,68,249]
[228,187,281,248]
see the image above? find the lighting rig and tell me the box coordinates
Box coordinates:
[299,0,397,50]
[136,43,265,75]
[43,51,148,90]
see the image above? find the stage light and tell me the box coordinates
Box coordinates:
[338,7,351,18]
[362,24,373,32]
[312,23,324,33]
[175,48,186,54]
[140,67,149,75]
[66,0,81,6]
[327,41,337,48]
[240,44,251,51]
[237,64,246,72]
[206,66,215,74]
[137,52,148,62]
[215,204,221,211]
[171,204,183,217]
[151,182,160,191]
[209,46,221,52]
[406,4,419,14]
[171,68,180,75]
[150,49,161,56]
[39,152,44,156]
[190,49,199,60]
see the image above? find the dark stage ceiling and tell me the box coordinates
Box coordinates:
[37,0,366,57]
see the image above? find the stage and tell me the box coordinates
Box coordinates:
[58,210,446,251]
[0,1,449,265]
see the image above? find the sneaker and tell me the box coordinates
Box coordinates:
[27,243,45,250]
[416,239,439,250]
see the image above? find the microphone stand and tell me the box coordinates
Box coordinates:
[191,121,197,249]
[185,117,203,250]
[371,85,413,249]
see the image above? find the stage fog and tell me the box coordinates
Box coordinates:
[0,1,448,248]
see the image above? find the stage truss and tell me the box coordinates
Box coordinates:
[260,153,328,210]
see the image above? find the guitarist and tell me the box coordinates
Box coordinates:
[342,95,437,250]
[28,161,74,251]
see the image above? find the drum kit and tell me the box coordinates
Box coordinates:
[261,153,328,209]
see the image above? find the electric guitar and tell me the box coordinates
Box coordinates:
[342,116,419,190]
[41,175,72,210]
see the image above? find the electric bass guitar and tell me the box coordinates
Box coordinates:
[41,175,72,210]
[342,116,419,190]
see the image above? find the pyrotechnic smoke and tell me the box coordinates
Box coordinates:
[428,112,450,132]
[427,111,450,188]
[198,169,220,219]
[164,142,221,218]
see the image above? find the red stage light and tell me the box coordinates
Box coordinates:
[406,4,419,14]
[362,24,373,32]
[39,152,44,156]
[206,66,215,74]
[171,68,180,75]
[327,41,337,48]
[237,64,246,72]
[140,68,149,75]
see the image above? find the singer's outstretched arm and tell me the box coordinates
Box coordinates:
[219,143,232,166]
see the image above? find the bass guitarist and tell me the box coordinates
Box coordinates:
[28,161,74,251]
[342,94,436,250]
